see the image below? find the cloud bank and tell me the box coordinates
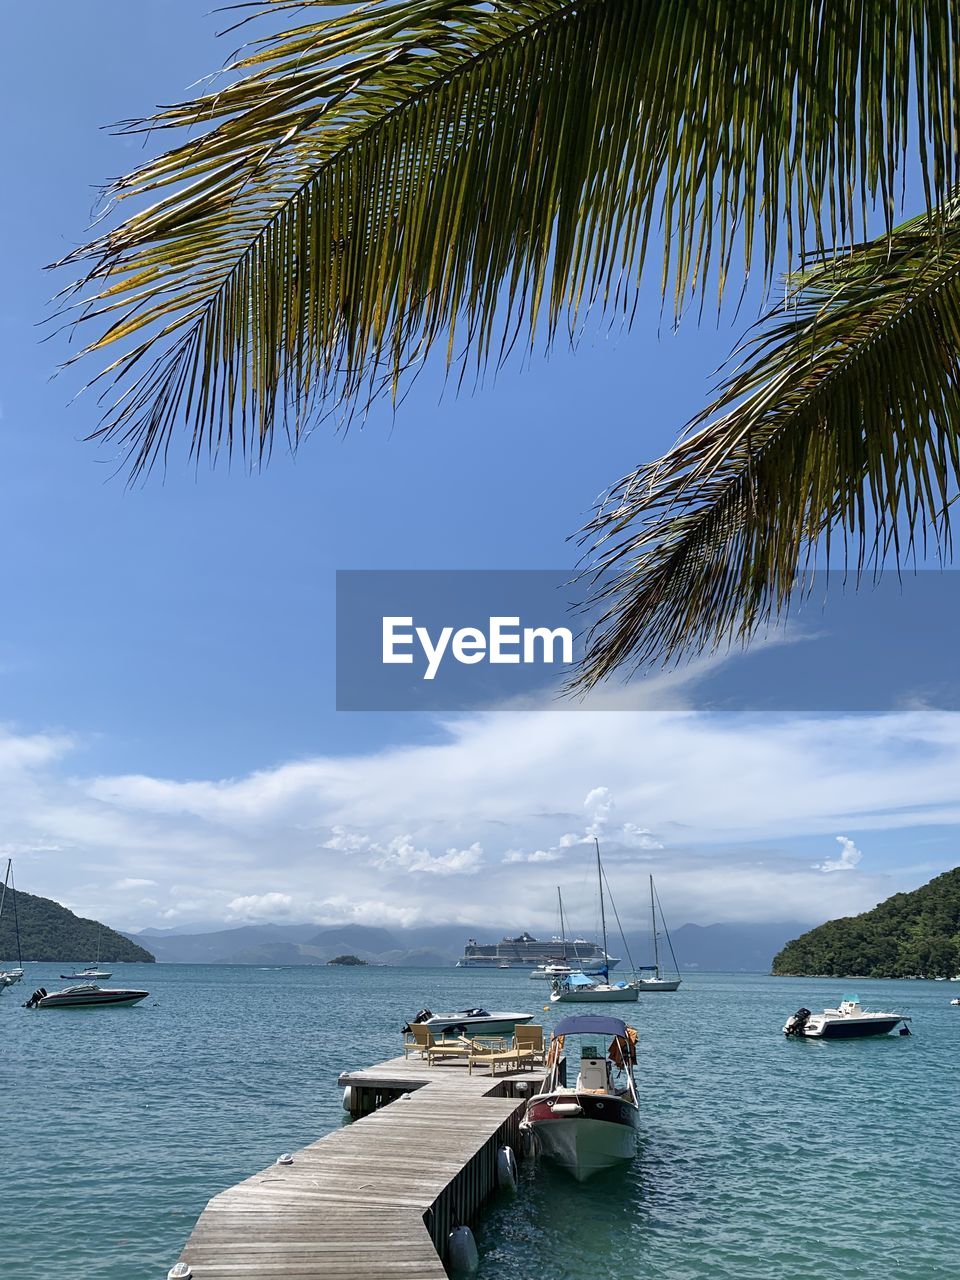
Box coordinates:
[1,708,958,935]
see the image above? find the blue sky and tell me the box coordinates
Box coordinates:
[1,4,957,936]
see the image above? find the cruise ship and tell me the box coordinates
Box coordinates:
[456,932,619,971]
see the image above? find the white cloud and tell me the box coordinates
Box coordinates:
[816,836,864,874]
[226,892,295,919]
[503,849,561,864]
[1,712,959,932]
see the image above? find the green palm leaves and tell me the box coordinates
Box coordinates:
[59,1,960,679]
[579,208,960,686]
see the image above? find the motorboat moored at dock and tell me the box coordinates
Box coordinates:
[783,994,910,1039]
[522,1014,640,1180]
[405,1007,534,1037]
[23,984,149,1009]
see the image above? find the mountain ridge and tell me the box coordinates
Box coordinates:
[772,867,960,978]
[119,918,806,971]
[0,890,155,964]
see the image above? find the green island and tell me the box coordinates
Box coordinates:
[0,890,155,964]
[327,954,367,966]
[772,867,960,978]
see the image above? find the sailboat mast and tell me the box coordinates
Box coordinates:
[11,864,21,968]
[650,874,661,977]
[557,886,568,960]
[0,858,9,923]
[595,839,609,971]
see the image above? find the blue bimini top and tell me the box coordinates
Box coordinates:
[553,1014,629,1037]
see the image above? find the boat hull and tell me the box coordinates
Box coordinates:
[526,1095,638,1180]
[424,1011,533,1036]
[551,987,639,1003]
[805,1017,903,1039]
[632,979,681,992]
[36,989,148,1008]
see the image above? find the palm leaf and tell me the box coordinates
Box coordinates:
[577,205,960,688]
[59,0,960,476]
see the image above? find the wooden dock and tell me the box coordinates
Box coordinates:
[173,1053,544,1279]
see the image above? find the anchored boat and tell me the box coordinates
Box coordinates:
[630,875,682,991]
[523,1014,640,1180]
[24,984,148,1009]
[550,843,639,1004]
[784,994,910,1039]
[0,858,25,990]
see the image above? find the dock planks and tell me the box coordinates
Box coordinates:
[175,1054,544,1279]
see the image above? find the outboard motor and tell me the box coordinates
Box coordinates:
[402,1007,432,1034]
[784,1007,811,1037]
[24,987,47,1009]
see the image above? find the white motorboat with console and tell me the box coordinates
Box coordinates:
[784,994,910,1039]
[522,1014,640,1180]
[23,984,149,1009]
[404,1007,533,1037]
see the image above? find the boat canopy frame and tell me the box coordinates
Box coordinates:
[553,1014,630,1037]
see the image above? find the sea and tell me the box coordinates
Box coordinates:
[1,965,956,1279]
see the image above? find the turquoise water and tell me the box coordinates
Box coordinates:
[2,966,955,1278]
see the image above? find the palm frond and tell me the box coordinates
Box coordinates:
[60,0,960,476]
[577,205,960,688]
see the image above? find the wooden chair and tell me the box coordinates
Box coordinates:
[426,1035,473,1066]
[402,1022,432,1058]
[512,1024,545,1063]
[467,1042,536,1076]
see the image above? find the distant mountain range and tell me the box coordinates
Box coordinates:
[119,919,806,971]
[0,890,155,964]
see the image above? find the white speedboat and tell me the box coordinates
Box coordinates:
[784,995,910,1039]
[23,984,148,1009]
[406,1007,533,1037]
[522,1014,639,1180]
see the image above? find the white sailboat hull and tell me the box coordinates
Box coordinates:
[551,986,639,1003]
[632,978,681,992]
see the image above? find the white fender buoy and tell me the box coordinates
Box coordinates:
[167,1264,192,1280]
[342,1086,354,1112]
[276,1153,294,1166]
[447,1225,479,1276]
[496,1144,518,1191]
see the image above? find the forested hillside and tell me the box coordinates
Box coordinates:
[0,890,155,963]
[772,868,960,978]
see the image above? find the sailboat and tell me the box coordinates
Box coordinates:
[550,843,638,1004]
[0,859,25,989]
[630,875,682,992]
[61,925,112,980]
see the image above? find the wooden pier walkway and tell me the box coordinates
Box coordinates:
[174,1054,544,1279]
